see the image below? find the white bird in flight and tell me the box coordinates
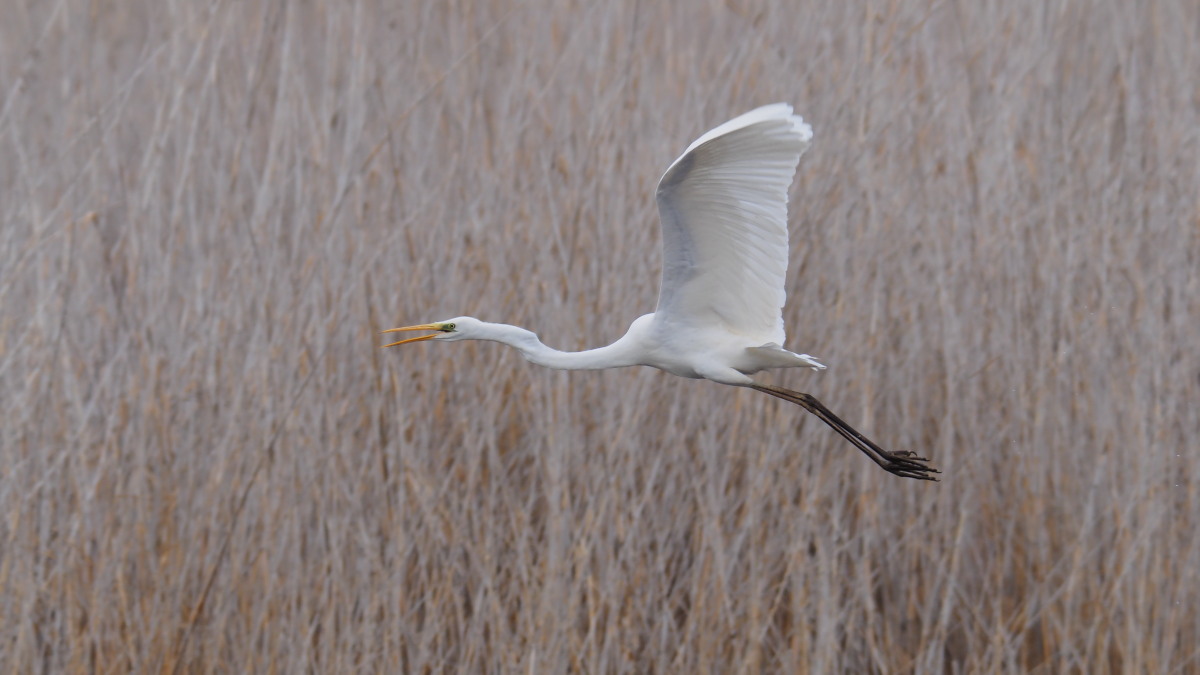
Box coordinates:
[385,104,938,480]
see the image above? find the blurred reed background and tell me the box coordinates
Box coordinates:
[1,0,1197,671]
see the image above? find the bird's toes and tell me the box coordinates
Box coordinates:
[883,452,940,481]
[889,449,932,462]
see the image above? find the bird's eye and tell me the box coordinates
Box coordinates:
[443,323,456,332]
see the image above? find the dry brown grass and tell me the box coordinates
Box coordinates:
[2,0,1198,672]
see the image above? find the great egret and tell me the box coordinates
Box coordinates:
[386,104,938,481]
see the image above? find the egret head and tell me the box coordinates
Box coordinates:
[381,316,482,347]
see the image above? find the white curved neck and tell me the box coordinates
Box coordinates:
[473,322,642,371]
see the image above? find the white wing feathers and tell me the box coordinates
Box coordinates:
[653,104,812,346]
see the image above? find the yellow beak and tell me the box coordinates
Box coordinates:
[381,323,442,348]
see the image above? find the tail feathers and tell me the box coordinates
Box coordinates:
[747,344,827,371]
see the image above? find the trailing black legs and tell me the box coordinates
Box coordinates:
[749,384,939,481]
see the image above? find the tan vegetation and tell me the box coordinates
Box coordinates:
[1,0,1197,671]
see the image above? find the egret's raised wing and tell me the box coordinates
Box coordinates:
[654,104,812,346]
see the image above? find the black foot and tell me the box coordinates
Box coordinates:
[879,451,940,481]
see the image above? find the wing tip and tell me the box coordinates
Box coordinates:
[670,104,814,174]
[746,103,814,142]
[790,115,814,143]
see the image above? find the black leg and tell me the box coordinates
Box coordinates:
[749,384,939,481]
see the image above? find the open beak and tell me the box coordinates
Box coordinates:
[381,323,442,348]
